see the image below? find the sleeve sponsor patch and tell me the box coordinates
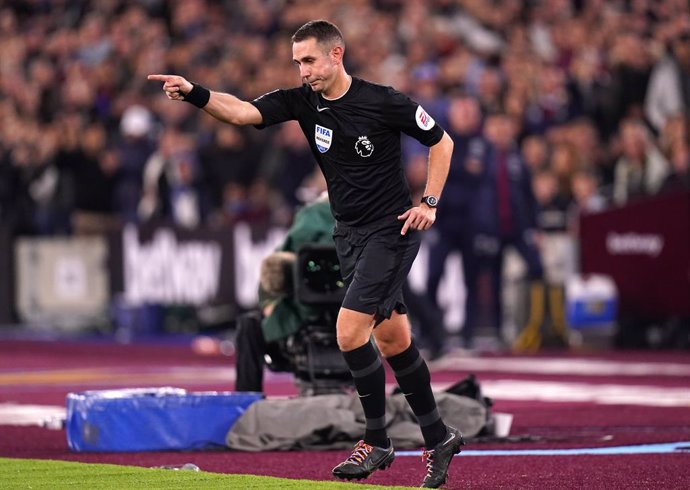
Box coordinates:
[415,105,435,131]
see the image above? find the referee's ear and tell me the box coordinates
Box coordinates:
[330,45,344,64]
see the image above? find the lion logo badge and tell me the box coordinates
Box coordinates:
[355,136,374,157]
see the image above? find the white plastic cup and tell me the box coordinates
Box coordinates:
[493,413,514,437]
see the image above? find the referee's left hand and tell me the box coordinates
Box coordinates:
[398,206,436,235]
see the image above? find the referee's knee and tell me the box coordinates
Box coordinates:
[336,308,375,352]
[375,335,411,358]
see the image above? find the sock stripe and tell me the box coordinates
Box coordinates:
[391,353,423,378]
[386,343,446,448]
[349,356,382,379]
[365,415,387,430]
[416,407,441,427]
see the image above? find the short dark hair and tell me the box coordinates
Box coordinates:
[292,20,344,48]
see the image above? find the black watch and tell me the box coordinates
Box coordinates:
[421,195,438,208]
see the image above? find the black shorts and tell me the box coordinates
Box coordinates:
[333,214,421,323]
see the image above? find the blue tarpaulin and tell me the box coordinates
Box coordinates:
[66,387,263,452]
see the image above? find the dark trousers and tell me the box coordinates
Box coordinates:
[234,310,266,392]
[403,281,445,356]
[483,232,543,336]
[427,231,480,345]
[234,311,290,392]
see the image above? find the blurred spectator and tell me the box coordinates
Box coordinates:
[476,67,505,114]
[523,63,576,134]
[521,135,550,173]
[402,63,449,161]
[244,179,280,227]
[259,121,317,211]
[403,151,447,359]
[115,105,156,222]
[213,179,279,228]
[59,121,121,234]
[139,128,210,228]
[645,24,690,135]
[612,119,670,205]
[471,112,543,348]
[425,94,484,350]
[549,141,580,202]
[658,114,687,156]
[564,118,614,192]
[570,167,607,219]
[532,167,575,346]
[213,182,250,227]
[533,169,571,234]
[11,123,69,235]
[0,150,17,226]
[659,140,690,194]
[599,31,653,139]
[200,125,262,209]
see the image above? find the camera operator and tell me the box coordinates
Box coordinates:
[234,192,338,392]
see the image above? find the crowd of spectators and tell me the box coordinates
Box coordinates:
[0,0,689,239]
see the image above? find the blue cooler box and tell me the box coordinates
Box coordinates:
[565,274,618,329]
[66,387,262,452]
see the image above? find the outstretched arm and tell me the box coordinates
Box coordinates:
[147,74,263,126]
[398,131,453,235]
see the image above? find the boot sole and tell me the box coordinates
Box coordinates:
[332,452,395,481]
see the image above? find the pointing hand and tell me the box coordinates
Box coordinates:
[147,74,193,101]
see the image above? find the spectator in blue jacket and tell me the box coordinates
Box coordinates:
[426,94,484,350]
[471,112,544,349]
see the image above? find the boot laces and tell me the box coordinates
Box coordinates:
[346,440,373,465]
[422,448,436,477]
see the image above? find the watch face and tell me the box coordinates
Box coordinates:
[424,195,438,207]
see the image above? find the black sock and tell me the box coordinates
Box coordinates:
[386,342,447,448]
[342,340,388,448]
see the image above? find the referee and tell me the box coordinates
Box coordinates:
[150,20,460,489]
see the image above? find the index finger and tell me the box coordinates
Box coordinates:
[147,74,174,81]
[400,218,411,235]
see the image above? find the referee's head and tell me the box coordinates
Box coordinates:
[292,20,345,52]
[292,20,348,97]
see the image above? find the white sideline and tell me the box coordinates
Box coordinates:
[430,355,690,377]
[0,403,65,427]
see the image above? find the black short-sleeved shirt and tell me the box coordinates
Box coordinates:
[250,77,444,227]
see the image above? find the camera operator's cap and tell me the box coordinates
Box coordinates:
[120,105,153,138]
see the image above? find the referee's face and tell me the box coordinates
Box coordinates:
[292,37,339,95]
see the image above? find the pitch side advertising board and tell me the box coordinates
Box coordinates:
[580,191,690,317]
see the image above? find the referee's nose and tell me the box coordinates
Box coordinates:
[299,64,310,80]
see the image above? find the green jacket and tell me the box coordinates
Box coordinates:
[260,199,335,343]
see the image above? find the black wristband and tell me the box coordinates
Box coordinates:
[183,82,210,108]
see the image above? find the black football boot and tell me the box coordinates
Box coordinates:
[332,439,395,481]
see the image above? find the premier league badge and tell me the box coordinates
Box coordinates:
[315,124,333,153]
[355,136,374,157]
